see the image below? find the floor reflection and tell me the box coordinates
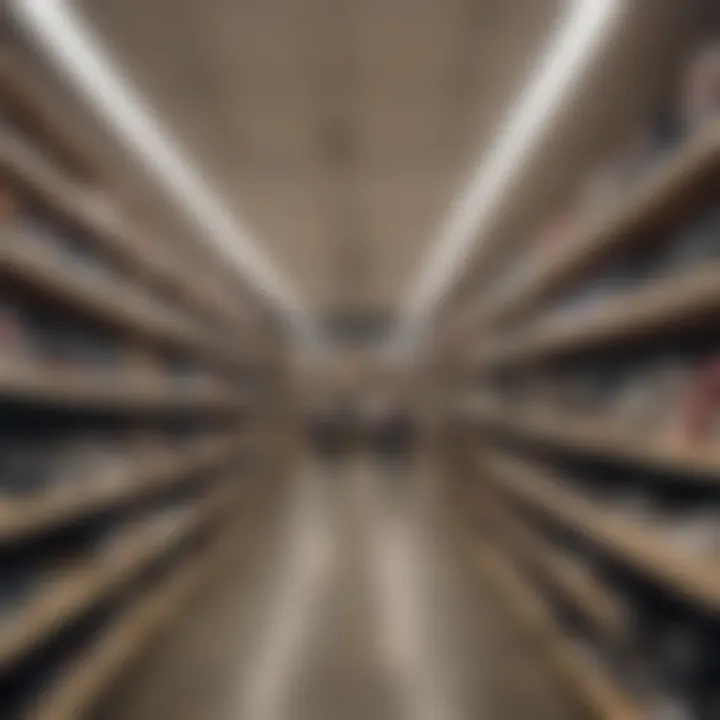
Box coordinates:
[97,453,579,720]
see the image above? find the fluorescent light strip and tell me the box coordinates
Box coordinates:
[14,0,312,333]
[399,0,622,339]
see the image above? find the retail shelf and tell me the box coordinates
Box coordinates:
[0,132,244,353]
[0,491,215,673]
[0,52,278,720]
[0,131,142,273]
[484,499,629,644]
[27,490,250,720]
[484,119,720,327]
[0,435,238,543]
[1,233,202,351]
[477,262,720,367]
[470,403,720,481]
[0,364,236,412]
[470,542,643,720]
[0,49,98,183]
[484,452,720,613]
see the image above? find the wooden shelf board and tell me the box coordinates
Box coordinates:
[479,263,720,367]
[0,476,240,674]
[487,119,720,327]
[484,452,720,612]
[472,404,720,481]
[0,364,235,412]
[0,50,100,184]
[0,132,246,350]
[0,436,237,543]
[2,235,201,349]
[471,542,643,720]
[483,499,629,644]
[28,493,251,720]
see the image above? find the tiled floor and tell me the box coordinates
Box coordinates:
[97,456,580,720]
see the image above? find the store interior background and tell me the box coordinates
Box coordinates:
[1,0,720,719]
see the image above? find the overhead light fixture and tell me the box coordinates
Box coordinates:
[397,0,623,342]
[13,0,314,337]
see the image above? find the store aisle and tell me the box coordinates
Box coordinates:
[96,457,580,720]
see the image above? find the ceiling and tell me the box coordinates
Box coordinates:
[75,0,563,315]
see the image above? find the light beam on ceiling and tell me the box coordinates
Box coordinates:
[13,0,315,338]
[397,0,623,344]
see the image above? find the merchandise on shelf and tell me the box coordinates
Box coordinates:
[535,204,581,259]
[679,357,720,441]
[611,358,688,434]
[501,352,702,438]
[658,508,720,559]
[26,313,126,376]
[162,351,209,387]
[0,178,17,220]
[0,438,57,496]
[680,42,720,134]
[52,441,131,495]
[555,551,720,718]
[646,692,694,720]
[149,505,197,538]
[125,346,162,383]
[0,178,135,292]
[578,113,681,223]
[0,298,29,362]
[549,243,664,320]
[663,205,720,271]
[0,564,44,617]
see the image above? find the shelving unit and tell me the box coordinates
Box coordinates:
[445,38,720,720]
[0,130,247,370]
[28,477,261,720]
[473,492,629,645]
[0,435,238,543]
[476,261,720,367]
[0,48,100,186]
[468,403,720,481]
[0,365,236,411]
[0,47,286,720]
[447,119,720,347]
[468,541,642,720]
[484,452,720,612]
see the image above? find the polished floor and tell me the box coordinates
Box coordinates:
[96,456,580,720]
